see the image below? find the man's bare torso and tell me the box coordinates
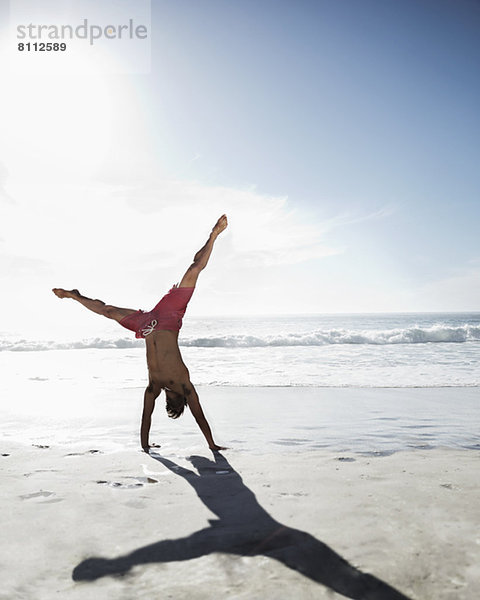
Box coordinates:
[145,330,190,391]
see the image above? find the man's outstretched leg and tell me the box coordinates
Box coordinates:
[178,214,228,288]
[52,288,136,323]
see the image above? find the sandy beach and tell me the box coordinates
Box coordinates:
[2,0,479,596]
[1,385,479,600]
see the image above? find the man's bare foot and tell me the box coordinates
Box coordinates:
[52,288,80,299]
[212,214,228,237]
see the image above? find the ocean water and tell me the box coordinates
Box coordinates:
[1,312,479,388]
[1,313,479,453]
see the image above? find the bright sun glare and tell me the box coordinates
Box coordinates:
[1,40,112,181]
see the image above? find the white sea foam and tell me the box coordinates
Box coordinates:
[1,323,479,352]
[182,324,480,347]
[0,338,143,352]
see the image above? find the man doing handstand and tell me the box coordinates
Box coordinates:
[52,215,228,453]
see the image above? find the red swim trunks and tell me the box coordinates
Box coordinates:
[119,286,195,339]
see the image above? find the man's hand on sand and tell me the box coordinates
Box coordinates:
[210,444,228,451]
[143,443,161,453]
[212,214,228,237]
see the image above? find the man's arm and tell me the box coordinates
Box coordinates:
[185,384,226,451]
[140,386,160,452]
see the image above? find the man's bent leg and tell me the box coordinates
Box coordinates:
[52,288,136,323]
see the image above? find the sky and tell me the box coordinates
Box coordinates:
[0,0,479,338]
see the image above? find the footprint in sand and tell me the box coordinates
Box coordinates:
[96,476,159,489]
[35,469,59,473]
[19,490,63,504]
[273,438,310,446]
[65,449,103,457]
[20,469,58,476]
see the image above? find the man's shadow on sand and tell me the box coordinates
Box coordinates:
[73,452,411,599]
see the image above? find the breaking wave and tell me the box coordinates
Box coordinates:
[181,324,480,347]
[1,324,480,352]
[0,338,144,352]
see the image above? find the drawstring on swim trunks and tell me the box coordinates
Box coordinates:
[142,320,158,336]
